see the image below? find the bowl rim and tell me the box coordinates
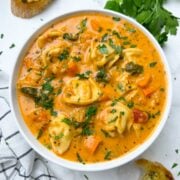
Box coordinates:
[9,9,172,171]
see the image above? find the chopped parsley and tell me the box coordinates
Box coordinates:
[171,163,178,169]
[84,174,89,180]
[37,128,43,139]
[96,69,109,83]
[54,133,64,140]
[127,101,134,108]
[108,116,118,123]
[98,44,109,54]
[149,61,157,67]
[9,43,15,49]
[108,39,122,54]
[77,152,85,164]
[125,62,143,75]
[101,33,109,42]
[110,109,117,113]
[63,33,79,41]
[112,16,120,21]
[81,106,97,136]
[175,149,179,154]
[101,129,111,137]
[58,49,69,61]
[72,56,81,62]
[104,150,111,160]
[76,70,92,79]
[77,18,88,33]
[0,51,3,55]
[42,81,53,93]
[0,34,4,39]
[112,30,121,39]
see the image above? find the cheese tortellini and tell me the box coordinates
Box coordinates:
[62,78,102,105]
[123,48,142,62]
[37,30,62,49]
[99,101,132,136]
[48,115,72,155]
[90,42,120,68]
[41,44,69,67]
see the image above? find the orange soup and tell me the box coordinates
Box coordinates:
[17,13,167,164]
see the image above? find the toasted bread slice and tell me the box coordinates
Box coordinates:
[136,158,174,180]
[11,0,53,18]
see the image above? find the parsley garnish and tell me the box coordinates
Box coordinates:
[9,43,15,49]
[84,174,89,180]
[76,70,92,79]
[125,62,143,75]
[105,0,180,45]
[81,106,97,136]
[77,18,88,33]
[112,16,120,21]
[98,44,109,54]
[58,49,69,61]
[127,101,134,108]
[72,56,81,62]
[104,150,111,160]
[172,163,178,169]
[108,39,122,54]
[149,61,157,67]
[63,33,79,41]
[76,152,85,164]
[96,69,109,83]
[0,34,4,39]
[37,128,43,139]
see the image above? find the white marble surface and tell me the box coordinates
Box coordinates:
[0,0,180,179]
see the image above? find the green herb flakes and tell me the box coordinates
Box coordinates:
[172,163,178,169]
[77,152,85,164]
[112,16,120,21]
[98,44,109,54]
[104,150,111,160]
[9,43,15,49]
[149,62,157,68]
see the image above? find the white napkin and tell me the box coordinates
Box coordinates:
[0,70,57,180]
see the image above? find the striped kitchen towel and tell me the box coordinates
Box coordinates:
[0,70,57,180]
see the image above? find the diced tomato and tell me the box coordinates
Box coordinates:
[133,109,149,123]
[84,135,101,154]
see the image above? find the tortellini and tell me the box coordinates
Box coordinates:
[122,48,142,62]
[99,101,132,136]
[37,30,62,49]
[90,42,120,68]
[48,114,72,155]
[62,78,102,105]
[17,69,42,87]
[41,45,68,67]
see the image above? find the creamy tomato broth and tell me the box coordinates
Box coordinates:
[17,13,167,163]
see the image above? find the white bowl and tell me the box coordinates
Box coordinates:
[9,9,172,171]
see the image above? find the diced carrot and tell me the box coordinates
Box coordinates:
[84,136,101,154]
[90,19,100,31]
[67,61,79,76]
[137,74,151,88]
[100,85,116,101]
[142,86,156,97]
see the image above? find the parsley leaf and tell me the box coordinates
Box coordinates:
[58,49,69,61]
[125,62,143,75]
[98,44,109,54]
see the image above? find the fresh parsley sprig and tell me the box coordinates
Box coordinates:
[105,0,179,45]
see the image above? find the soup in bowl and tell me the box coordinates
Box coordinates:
[12,10,171,171]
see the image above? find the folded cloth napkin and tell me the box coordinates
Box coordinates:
[0,70,57,180]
